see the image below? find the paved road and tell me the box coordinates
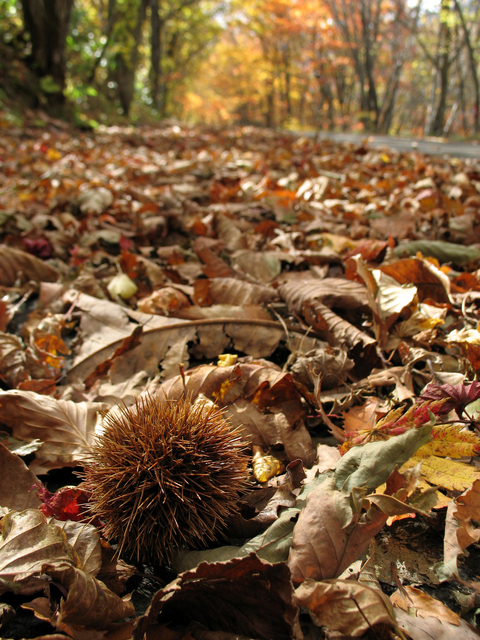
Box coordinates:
[312,131,480,160]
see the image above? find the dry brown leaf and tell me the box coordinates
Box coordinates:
[42,561,135,628]
[231,250,282,283]
[0,444,41,512]
[193,237,235,278]
[96,543,137,596]
[64,290,196,384]
[380,257,450,304]
[395,607,480,640]
[193,277,278,306]
[304,444,341,483]
[279,275,370,311]
[294,578,396,637]
[0,390,107,473]
[0,332,30,387]
[187,305,283,359]
[290,345,354,390]
[51,520,102,576]
[178,303,273,322]
[0,510,74,596]
[214,211,245,248]
[64,291,292,384]
[137,286,191,315]
[342,397,383,436]
[230,458,305,537]
[83,325,144,390]
[360,366,415,403]
[437,479,480,581]
[0,246,59,286]
[391,585,460,625]
[287,476,387,583]
[354,256,418,348]
[279,276,375,351]
[133,554,302,640]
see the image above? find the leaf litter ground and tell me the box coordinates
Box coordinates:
[1,120,480,639]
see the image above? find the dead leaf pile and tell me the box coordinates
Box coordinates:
[1,123,480,638]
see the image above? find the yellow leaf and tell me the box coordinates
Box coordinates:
[212,377,236,402]
[252,451,285,483]
[418,439,479,458]
[46,148,62,162]
[217,353,238,367]
[431,424,480,452]
[403,455,480,492]
[413,424,480,460]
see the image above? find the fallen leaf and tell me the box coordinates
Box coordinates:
[391,585,460,624]
[419,381,480,418]
[0,445,41,512]
[51,520,102,576]
[0,510,74,596]
[279,275,375,351]
[134,554,301,640]
[0,245,59,286]
[294,578,396,637]
[42,561,134,628]
[78,187,114,215]
[0,390,107,473]
[0,332,30,387]
[394,607,480,639]
[335,425,433,493]
[436,479,480,581]
[193,277,278,306]
[393,240,480,266]
[287,476,387,583]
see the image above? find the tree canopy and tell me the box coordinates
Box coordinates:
[1,0,479,135]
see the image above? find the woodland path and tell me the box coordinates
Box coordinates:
[312,131,480,159]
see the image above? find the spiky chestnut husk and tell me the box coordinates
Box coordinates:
[81,394,249,565]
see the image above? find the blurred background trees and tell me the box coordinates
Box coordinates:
[0,0,479,137]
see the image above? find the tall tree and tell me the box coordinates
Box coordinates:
[322,0,411,131]
[453,0,479,134]
[149,0,222,117]
[110,0,149,116]
[429,0,454,135]
[19,0,75,108]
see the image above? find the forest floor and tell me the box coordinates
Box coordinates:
[1,116,480,640]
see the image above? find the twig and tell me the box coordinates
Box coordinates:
[67,317,324,378]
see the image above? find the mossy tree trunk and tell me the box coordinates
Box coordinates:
[19,0,74,109]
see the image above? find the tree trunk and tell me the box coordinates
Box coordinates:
[453,0,479,135]
[265,76,275,128]
[429,0,453,136]
[115,0,149,116]
[150,0,163,110]
[19,0,74,109]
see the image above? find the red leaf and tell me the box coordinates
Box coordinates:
[34,484,101,526]
[419,382,480,418]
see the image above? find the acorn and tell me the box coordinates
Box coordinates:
[82,394,249,565]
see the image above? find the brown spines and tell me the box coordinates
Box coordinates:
[82,395,248,565]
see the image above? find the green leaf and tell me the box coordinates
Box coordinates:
[334,425,432,493]
[393,240,480,266]
[40,76,61,94]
